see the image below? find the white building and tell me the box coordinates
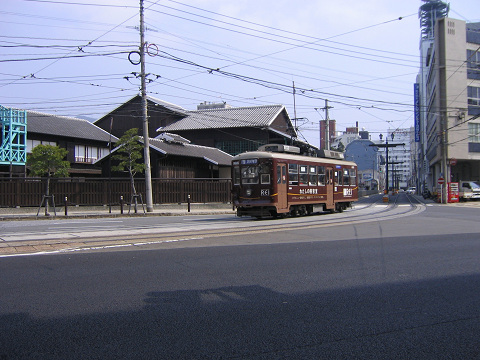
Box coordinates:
[416,1,480,201]
[372,129,412,190]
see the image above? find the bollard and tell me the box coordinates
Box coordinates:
[120,196,124,214]
[187,194,191,213]
[64,196,68,216]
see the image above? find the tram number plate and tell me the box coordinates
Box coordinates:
[343,188,353,197]
[261,189,270,196]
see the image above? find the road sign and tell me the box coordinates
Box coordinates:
[450,158,457,166]
[438,177,445,185]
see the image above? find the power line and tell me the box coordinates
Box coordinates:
[147,7,418,69]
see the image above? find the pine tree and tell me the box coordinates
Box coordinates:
[111,128,146,211]
[27,144,70,215]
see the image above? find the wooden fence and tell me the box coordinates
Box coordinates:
[0,178,232,207]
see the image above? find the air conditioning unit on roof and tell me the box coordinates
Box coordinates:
[258,144,301,154]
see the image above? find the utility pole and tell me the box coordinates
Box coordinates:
[292,81,297,145]
[321,100,333,150]
[140,0,153,212]
[441,112,449,204]
[371,133,404,195]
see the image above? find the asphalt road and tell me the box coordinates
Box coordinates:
[1,195,480,359]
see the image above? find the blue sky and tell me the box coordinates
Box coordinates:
[1,0,478,147]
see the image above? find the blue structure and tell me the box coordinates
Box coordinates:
[345,139,378,170]
[0,105,27,165]
[345,139,380,190]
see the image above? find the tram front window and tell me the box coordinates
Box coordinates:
[242,165,259,184]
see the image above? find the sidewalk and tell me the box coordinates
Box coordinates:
[0,203,236,221]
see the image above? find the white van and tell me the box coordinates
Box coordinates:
[459,181,480,200]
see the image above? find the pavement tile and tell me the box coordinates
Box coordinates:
[0,247,19,254]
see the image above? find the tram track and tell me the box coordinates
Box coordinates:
[0,194,426,256]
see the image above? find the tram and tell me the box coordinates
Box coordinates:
[231,144,358,218]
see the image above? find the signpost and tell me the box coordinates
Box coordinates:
[438,177,445,203]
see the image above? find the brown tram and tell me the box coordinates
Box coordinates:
[231,145,358,218]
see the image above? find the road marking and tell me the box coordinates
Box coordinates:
[0,202,426,257]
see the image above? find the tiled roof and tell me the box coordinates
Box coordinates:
[27,111,117,142]
[155,132,191,144]
[146,96,188,116]
[158,104,286,131]
[147,138,232,166]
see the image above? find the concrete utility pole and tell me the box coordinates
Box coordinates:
[371,133,405,194]
[441,112,449,204]
[140,0,153,212]
[321,100,333,150]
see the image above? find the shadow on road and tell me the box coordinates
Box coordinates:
[2,277,480,359]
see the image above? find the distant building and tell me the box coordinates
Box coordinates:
[345,139,379,191]
[331,122,370,151]
[387,128,412,189]
[319,119,336,150]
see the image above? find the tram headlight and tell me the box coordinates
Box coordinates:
[245,188,252,196]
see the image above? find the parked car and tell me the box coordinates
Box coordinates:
[459,181,480,201]
[406,187,416,194]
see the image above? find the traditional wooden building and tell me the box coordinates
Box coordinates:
[95,132,232,179]
[3,111,116,177]
[159,103,297,155]
[95,95,187,139]
[94,96,307,156]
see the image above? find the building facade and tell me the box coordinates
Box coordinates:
[416,7,480,199]
[387,128,412,190]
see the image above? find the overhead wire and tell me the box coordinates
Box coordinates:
[3,0,424,142]
[148,0,418,66]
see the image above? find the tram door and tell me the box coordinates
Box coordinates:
[277,163,288,210]
[326,167,335,209]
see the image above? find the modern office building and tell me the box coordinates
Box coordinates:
[416,0,480,200]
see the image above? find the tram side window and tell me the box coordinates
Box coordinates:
[350,169,357,185]
[277,166,281,184]
[318,166,325,185]
[309,166,317,186]
[288,163,298,185]
[299,165,308,186]
[233,166,240,185]
[335,171,342,186]
[343,169,349,185]
[242,165,259,184]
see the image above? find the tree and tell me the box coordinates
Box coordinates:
[111,128,145,211]
[331,141,345,153]
[27,144,70,215]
